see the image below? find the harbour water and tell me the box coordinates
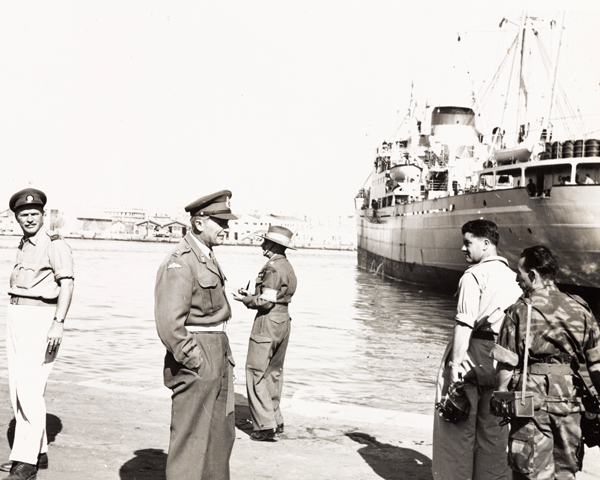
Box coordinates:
[0,236,457,415]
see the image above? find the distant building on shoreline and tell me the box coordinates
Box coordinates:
[0,205,356,250]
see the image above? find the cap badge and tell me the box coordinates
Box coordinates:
[225,198,231,209]
[26,195,33,202]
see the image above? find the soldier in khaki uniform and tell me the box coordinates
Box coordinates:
[233,225,297,442]
[155,190,237,480]
[2,188,74,480]
[492,246,600,479]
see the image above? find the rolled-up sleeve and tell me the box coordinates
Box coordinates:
[455,273,480,328]
[48,239,74,281]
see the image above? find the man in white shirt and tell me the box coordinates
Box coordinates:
[432,219,521,480]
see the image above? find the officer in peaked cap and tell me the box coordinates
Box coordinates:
[9,188,47,212]
[2,188,74,479]
[233,225,298,441]
[155,190,237,480]
[184,190,238,220]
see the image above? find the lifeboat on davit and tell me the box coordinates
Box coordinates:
[494,145,532,164]
[390,163,422,182]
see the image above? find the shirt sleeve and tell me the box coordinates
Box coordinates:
[242,265,280,311]
[48,239,74,281]
[455,272,480,328]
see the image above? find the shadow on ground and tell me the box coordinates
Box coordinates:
[234,392,254,437]
[120,449,167,480]
[346,432,433,480]
[6,414,63,448]
[118,393,250,479]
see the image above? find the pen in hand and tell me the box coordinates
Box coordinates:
[236,281,250,296]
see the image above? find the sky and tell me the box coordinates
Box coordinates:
[1,1,599,219]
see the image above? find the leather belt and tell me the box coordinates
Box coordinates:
[9,295,57,307]
[186,324,226,333]
[471,330,496,341]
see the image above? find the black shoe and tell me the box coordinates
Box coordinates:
[0,454,47,473]
[250,428,277,442]
[276,423,284,434]
[36,454,47,470]
[2,462,37,480]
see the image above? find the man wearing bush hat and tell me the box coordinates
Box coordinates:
[155,189,238,480]
[233,225,298,442]
[2,188,74,480]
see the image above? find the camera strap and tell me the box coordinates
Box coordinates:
[521,304,532,406]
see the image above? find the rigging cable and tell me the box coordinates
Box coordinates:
[500,15,525,135]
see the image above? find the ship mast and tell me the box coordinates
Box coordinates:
[515,12,528,144]
[545,12,565,136]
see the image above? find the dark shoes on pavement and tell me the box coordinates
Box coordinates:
[0,454,47,474]
[1,462,37,480]
[250,428,277,442]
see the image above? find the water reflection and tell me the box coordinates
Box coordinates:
[348,271,455,412]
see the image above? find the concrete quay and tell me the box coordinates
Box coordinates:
[0,375,599,480]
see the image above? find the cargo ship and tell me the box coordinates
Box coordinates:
[355,14,600,302]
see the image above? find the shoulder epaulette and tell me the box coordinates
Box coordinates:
[565,292,591,312]
[46,231,62,241]
[172,245,191,258]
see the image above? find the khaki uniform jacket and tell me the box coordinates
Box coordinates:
[9,228,74,300]
[155,233,231,370]
[242,254,297,321]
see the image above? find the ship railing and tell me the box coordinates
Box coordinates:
[428,180,448,191]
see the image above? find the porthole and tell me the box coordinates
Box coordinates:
[527,228,532,234]
[483,200,487,207]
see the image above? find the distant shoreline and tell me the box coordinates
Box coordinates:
[0,233,356,252]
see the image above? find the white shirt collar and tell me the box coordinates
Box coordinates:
[190,234,212,258]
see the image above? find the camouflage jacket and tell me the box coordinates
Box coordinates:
[493,285,600,413]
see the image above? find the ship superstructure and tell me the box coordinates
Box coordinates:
[355,14,600,300]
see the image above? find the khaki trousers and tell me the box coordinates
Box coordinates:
[433,337,510,480]
[6,304,56,465]
[433,384,511,480]
[245,315,290,431]
[163,332,235,480]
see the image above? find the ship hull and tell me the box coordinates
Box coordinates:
[356,185,600,297]
[358,245,462,292]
